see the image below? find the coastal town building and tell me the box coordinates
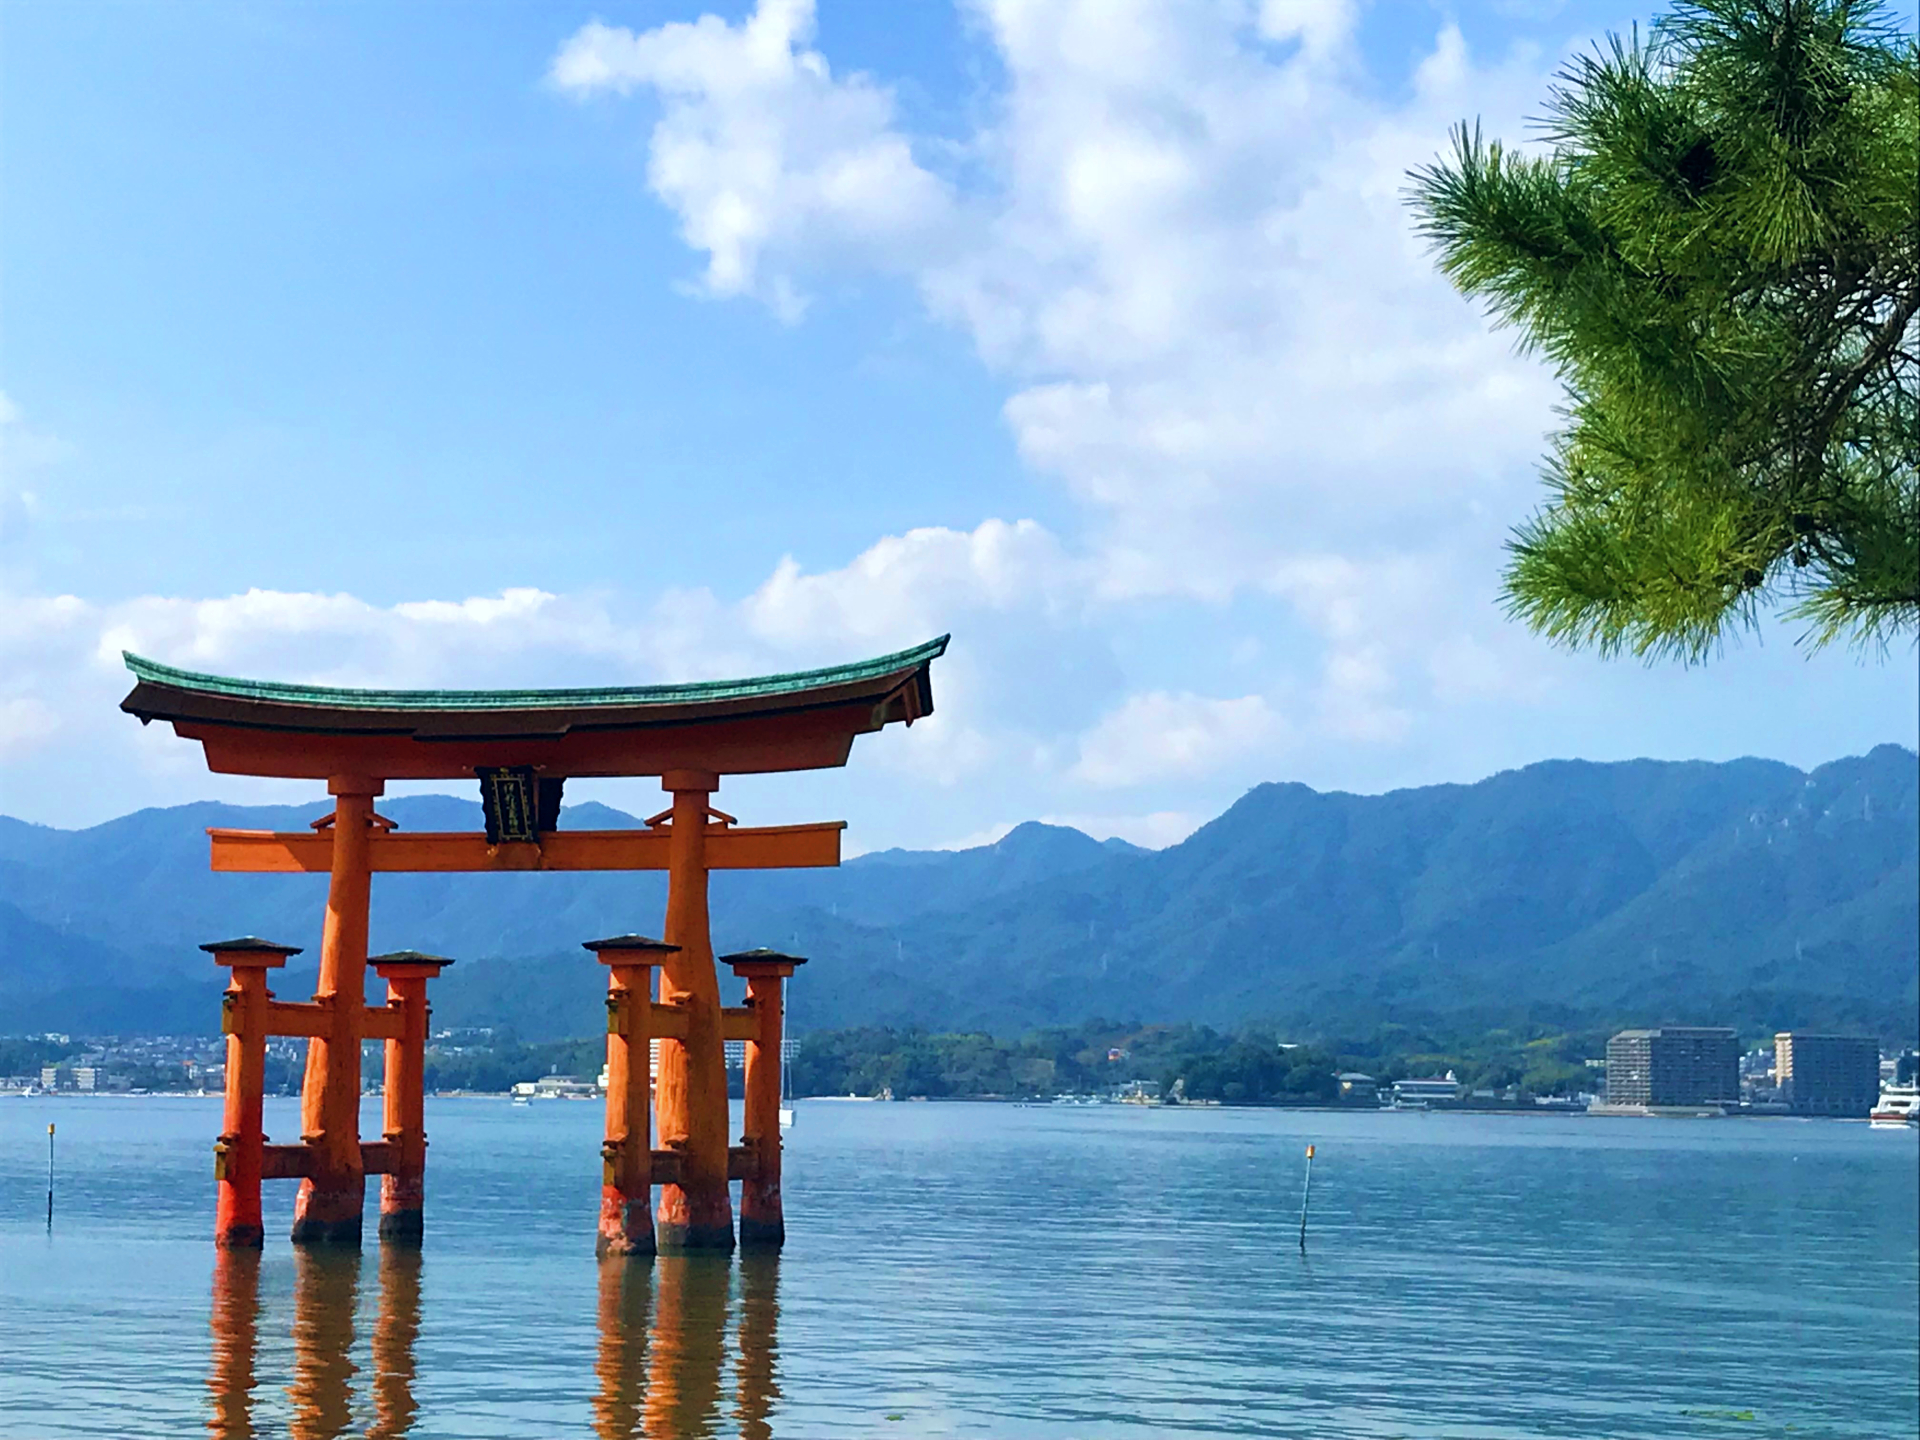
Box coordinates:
[1604,1028,1739,1109]
[1391,1073,1462,1106]
[1774,1033,1879,1117]
[1336,1072,1377,1103]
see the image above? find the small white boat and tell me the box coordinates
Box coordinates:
[779,1105,795,1129]
[1869,1083,1918,1128]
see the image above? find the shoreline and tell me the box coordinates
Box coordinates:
[6,1088,1896,1122]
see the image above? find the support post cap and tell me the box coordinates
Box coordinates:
[369,950,456,979]
[201,937,301,968]
[583,934,681,958]
[660,768,720,793]
[721,947,809,978]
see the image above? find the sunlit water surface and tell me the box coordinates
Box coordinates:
[1,1097,1913,1438]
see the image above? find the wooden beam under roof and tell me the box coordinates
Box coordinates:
[209,822,845,873]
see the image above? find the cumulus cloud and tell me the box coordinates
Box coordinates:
[1072,690,1283,788]
[741,518,1074,649]
[542,0,1580,803]
[550,0,956,318]
[551,0,1559,568]
[0,516,1103,826]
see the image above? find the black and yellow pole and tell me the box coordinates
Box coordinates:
[46,1123,55,1230]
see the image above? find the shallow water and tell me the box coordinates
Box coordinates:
[1,1096,1913,1438]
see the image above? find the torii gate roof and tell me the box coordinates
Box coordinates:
[120,635,948,780]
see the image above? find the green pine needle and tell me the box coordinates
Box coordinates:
[1408,0,1918,660]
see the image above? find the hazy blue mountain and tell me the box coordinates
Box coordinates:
[1,747,1913,1042]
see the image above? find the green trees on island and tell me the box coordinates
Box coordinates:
[1410,0,1918,658]
[785,1022,1609,1102]
[789,1023,1341,1103]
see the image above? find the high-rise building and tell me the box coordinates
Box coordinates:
[1605,1028,1739,1108]
[1774,1033,1880,1117]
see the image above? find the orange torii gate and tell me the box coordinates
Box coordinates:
[120,637,946,1253]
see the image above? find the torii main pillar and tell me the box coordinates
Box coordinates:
[292,776,380,1246]
[655,770,733,1250]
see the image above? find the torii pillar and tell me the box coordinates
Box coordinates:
[588,933,679,1257]
[655,770,733,1251]
[293,776,381,1246]
[371,950,454,1243]
[725,948,806,1249]
[206,936,302,1249]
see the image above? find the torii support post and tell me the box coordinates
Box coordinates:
[724,948,806,1249]
[370,951,454,1244]
[587,934,680,1257]
[655,770,734,1252]
[206,937,302,1249]
[293,776,382,1247]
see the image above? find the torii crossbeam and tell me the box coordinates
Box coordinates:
[121,636,947,1253]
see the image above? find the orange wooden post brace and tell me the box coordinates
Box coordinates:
[369,950,454,1243]
[204,937,302,1249]
[586,934,679,1257]
[723,948,806,1249]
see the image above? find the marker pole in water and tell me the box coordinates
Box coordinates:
[1297,1144,1314,1253]
[46,1123,55,1230]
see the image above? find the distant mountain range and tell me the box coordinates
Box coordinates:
[2,747,1914,1042]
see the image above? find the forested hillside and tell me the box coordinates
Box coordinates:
[2,747,1912,1041]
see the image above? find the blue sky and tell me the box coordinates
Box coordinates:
[3,0,1914,848]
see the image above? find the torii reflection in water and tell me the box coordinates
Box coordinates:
[207,1252,780,1438]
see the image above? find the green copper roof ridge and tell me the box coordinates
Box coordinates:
[122,635,949,712]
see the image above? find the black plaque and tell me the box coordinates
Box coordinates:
[477,766,540,844]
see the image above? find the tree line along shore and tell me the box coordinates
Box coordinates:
[7,1020,1634,1104]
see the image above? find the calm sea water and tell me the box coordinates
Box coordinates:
[0,1096,1913,1439]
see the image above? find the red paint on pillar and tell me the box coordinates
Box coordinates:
[654,773,734,1251]
[293,778,380,1246]
[204,938,300,1249]
[725,949,805,1250]
[588,935,676,1257]
[372,952,453,1244]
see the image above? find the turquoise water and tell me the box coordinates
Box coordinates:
[1,1096,1913,1438]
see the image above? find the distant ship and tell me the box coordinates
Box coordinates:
[1869,1083,1918,1129]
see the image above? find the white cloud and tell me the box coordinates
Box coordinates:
[0,697,59,759]
[1071,689,1283,787]
[0,516,1093,823]
[547,0,1574,758]
[550,1,956,318]
[1257,0,1359,55]
[1038,808,1203,848]
[743,518,1073,650]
